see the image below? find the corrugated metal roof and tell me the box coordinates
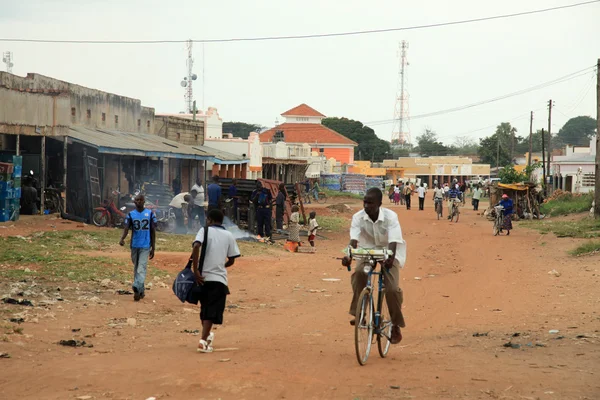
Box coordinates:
[68,126,247,164]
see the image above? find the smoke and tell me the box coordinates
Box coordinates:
[222,216,254,240]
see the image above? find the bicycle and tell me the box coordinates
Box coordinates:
[434,198,443,220]
[345,247,394,366]
[302,191,327,204]
[450,198,461,223]
[493,205,504,236]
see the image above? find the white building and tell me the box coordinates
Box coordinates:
[551,136,596,193]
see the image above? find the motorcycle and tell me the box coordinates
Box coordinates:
[92,190,128,228]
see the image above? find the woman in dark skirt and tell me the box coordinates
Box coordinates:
[498,194,514,235]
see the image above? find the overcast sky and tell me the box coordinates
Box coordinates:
[1,0,598,146]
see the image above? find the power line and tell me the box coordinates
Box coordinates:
[365,66,596,126]
[0,1,598,44]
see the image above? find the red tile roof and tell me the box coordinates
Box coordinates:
[259,123,357,146]
[281,104,326,117]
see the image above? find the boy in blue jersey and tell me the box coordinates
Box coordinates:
[119,194,157,301]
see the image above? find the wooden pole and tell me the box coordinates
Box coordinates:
[541,128,546,193]
[40,136,46,215]
[595,58,600,218]
[528,111,533,167]
[63,136,68,213]
[16,135,20,156]
[547,99,553,193]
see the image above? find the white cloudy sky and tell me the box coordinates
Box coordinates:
[1,0,598,145]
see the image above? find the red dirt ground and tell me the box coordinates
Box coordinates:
[0,198,598,399]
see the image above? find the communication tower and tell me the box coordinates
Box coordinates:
[391,41,410,147]
[180,40,197,113]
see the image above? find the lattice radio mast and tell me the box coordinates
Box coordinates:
[180,40,197,113]
[391,41,410,147]
[2,51,14,74]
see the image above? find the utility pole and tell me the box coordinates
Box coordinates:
[541,128,546,191]
[547,99,554,193]
[496,134,500,171]
[595,58,600,218]
[510,127,515,163]
[528,111,533,167]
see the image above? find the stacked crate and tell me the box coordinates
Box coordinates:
[0,156,22,222]
[341,173,366,195]
[320,174,341,191]
[365,177,384,190]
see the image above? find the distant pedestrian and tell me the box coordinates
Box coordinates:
[288,205,301,244]
[308,211,319,247]
[417,183,426,211]
[169,192,192,234]
[207,175,222,212]
[398,181,405,205]
[119,194,156,302]
[191,177,206,227]
[312,179,320,202]
[275,183,287,231]
[251,181,273,240]
[388,185,395,203]
[403,182,412,210]
[228,179,239,222]
[393,185,400,205]
[192,209,240,353]
[472,185,482,211]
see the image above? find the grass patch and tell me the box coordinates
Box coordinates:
[540,192,593,216]
[521,217,600,239]
[317,215,349,232]
[570,241,600,256]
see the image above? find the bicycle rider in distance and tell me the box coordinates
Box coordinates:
[447,179,462,220]
[341,188,407,344]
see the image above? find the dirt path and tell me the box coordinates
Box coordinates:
[1,200,599,399]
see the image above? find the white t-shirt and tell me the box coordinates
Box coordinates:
[443,186,450,193]
[308,218,319,236]
[433,188,444,199]
[169,192,189,209]
[350,208,407,267]
[394,187,400,194]
[417,187,426,198]
[194,226,241,286]
[191,184,205,206]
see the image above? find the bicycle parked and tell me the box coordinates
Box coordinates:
[450,198,461,223]
[345,247,394,366]
[302,191,327,204]
[493,205,504,236]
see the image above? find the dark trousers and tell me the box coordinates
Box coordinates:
[418,197,425,210]
[257,207,272,238]
[173,208,186,234]
[473,199,480,211]
[188,205,205,229]
[405,195,411,210]
[275,206,284,230]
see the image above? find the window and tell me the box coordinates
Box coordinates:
[296,117,309,122]
[147,120,150,128]
[194,134,198,142]
[273,130,284,143]
[176,132,181,140]
[86,109,91,119]
[102,112,106,122]
[114,115,119,124]
[137,119,141,127]
[582,173,595,187]
[71,107,76,116]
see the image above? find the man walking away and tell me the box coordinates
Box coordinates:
[119,194,156,301]
[403,182,412,210]
[417,183,426,211]
[432,184,444,217]
[275,183,287,231]
[191,177,206,227]
[341,188,407,344]
[169,192,192,233]
[207,175,222,212]
[472,184,482,211]
[313,179,320,202]
[192,209,241,353]
[398,181,405,205]
[251,181,273,240]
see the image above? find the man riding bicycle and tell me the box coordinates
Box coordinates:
[341,188,407,344]
[432,184,444,217]
[447,180,462,219]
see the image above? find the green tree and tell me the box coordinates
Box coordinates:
[321,117,391,162]
[451,136,480,155]
[414,128,451,156]
[478,122,515,167]
[222,122,264,139]
[556,116,596,147]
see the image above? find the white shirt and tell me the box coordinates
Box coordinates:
[191,184,205,206]
[443,186,449,193]
[169,192,189,209]
[394,187,400,194]
[433,188,444,199]
[350,208,407,268]
[417,187,426,198]
[308,218,319,236]
[194,226,241,286]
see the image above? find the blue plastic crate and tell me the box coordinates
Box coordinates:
[0,209,10,222]
[0,181,13,191]
[0,189,14,200]
[13,187,21,199]
[13,165,22,178]
[12,156,22,166]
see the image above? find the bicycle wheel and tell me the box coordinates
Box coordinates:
[355,288,374,366]
[377,290,392,358]
[317,193,327,204]
[493,220,500,236]
[455,207,460,223]
[92,210,108,227]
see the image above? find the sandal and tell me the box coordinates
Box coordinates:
[197,339,213,353]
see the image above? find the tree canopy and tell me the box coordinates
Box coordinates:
[414,128,451,156]
[556,116,596,147]
[321,117,391,162]
[222,122,264,139]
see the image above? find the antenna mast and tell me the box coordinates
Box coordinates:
[391,41,410,147]
[180,40,197,113]
[2,51,14,73]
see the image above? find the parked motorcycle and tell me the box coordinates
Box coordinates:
[92,190,127,228]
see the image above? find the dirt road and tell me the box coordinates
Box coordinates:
[1,199,598,399]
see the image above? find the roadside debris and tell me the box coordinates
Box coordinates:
[58,339,93,348]
[472,332,488,337]
[503,341,521,349]
[9,318,24,324]
[2,298,33,306]
[116,290,133,295]
[0,353,10,358]
[548,269,561,277]
[182,329,200,335]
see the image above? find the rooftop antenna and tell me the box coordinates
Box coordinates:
[180,40,197,114]
[391,41,410,147]
[2,51,14,73]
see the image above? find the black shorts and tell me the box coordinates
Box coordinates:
[199,281,230,324]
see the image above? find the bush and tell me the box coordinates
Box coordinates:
[540,191,593,216]
[570,241,600,256]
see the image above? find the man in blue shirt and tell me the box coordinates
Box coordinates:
[251,181,273,240]
[119,194,157,301]
[447,183,462,219]
[207,175,222,212]
[228,179,238,222]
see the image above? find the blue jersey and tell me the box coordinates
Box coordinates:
[207,183,222,207]
[125,209,157,248]
[448,187,461,199]
[499,198,514,215]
